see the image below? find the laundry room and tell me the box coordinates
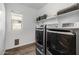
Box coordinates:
[0,2,79,55]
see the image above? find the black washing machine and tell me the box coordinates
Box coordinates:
[46,24,76,55]
[35,25,46,55]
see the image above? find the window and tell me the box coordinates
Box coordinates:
[11,12,23,31]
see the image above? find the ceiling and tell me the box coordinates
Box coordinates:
[5,3,47,10]
[22,3,47,10]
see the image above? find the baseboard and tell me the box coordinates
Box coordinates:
[5,42,35,52]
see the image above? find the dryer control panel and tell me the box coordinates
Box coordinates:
[62,22,79,28]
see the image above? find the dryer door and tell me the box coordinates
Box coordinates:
[47,29,76,55]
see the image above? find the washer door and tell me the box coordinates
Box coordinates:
[36,29,43,45]
[47,29,76,55]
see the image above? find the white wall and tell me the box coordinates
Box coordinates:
[0,3,5,54]
[38,3,74,17]
[5,3,37,49]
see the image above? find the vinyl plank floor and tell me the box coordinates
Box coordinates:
[4,44,36,55]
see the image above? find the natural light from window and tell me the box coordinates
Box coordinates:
[11,12,23,31]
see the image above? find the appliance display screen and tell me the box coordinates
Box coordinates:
[62,23,74,27]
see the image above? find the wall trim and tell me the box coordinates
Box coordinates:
[5,42,35,52]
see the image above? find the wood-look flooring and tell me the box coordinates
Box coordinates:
[4,43,36,55]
